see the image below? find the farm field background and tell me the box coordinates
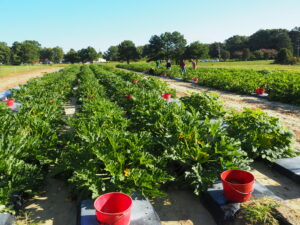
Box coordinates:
[1,64,300,225]
[186,60,300,72]
[0,64,66,77]
[116,60,300,72]
[1,64,297,203]
[118,61,300,105]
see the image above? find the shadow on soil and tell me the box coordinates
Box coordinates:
[242,97,300,114]
[22,178,77,225]
[252,161,300,201]
[150,189,216,225]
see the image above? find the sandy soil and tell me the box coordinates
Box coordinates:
[151,190,216,225]
[16,178,77,225]
[16,99,78,225]
[0,67,62,91]
[140,74,300,151]
[251,161,300,211]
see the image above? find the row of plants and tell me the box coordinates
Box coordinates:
[0,64,297,211]
[0,66,79,210]
[103,64,295,161]
[117,63,300,105]
[85,64,296,196]
[56,66,171,198]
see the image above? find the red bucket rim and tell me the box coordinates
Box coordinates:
[221,169,254,186]
[94,192,132,216]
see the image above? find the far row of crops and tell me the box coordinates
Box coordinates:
[117,63,300,105]
[0,65,297,212]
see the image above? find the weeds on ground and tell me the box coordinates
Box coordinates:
[241,197,280,225]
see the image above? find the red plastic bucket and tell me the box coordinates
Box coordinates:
[94,192,132,225]
[221,169,254,202]
[192,77,198,82]
[256,88,265,95]
[259,88,265,95]
[7,98,14,107]
[161,93,171,101]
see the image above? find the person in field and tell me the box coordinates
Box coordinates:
[192,59,197,70]
[180,60,186,74]
[149,67,155,75]
[156,60,161,68]
[166,60,171,70]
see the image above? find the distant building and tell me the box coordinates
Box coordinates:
[93,58,107,63]
[42,58,52,64]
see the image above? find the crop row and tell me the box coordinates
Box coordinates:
[63,64,295,197]
[56,66,170,198]
[117,63,300,105]
[0,65,297,211]
[0,66,79,210]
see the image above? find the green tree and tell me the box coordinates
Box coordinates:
[225,35,249,54]
[64,49,80,64]
[161,31,187,61]
[242,48,251,61]
[209,42,224,58]
[220,49,230,61]
[78,47,98,63]
[143,35,164,60]
[19,40,41,63]
[40,48,53,62]
[289,27,300,56]
[249,29,292,51]
[103,46,119,61]
[136,46,144,59]
[0,42,11,64]
[52,47,64,63]
[248,30,272,51]
[274,32,293,52]
[118,40,139,64]
[145,31,187,61]
[10,42,22,65]
[185,41,209,60]
[253,50,264,60]
[275,48,296,65]
[86,46,99,62]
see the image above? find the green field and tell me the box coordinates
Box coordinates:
[120,60,300,72]
[0,64,66,77]
[196,60,300,72]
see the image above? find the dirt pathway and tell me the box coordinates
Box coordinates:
[17,98,78,225]
[16,178,77,225]
[251,161,300,211]
[151,190,216,225]
[133,72,300,151]
[0,67,62,91]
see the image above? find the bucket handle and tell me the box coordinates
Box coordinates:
[98,211,129,225]
[229,184,253,195]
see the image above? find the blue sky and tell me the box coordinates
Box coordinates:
[0,0,299,52]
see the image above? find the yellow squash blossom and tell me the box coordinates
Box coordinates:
[124,168,130,177]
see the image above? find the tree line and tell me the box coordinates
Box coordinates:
[0,27,299,65]
[0,41,100,65]
[104,27,300,64]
